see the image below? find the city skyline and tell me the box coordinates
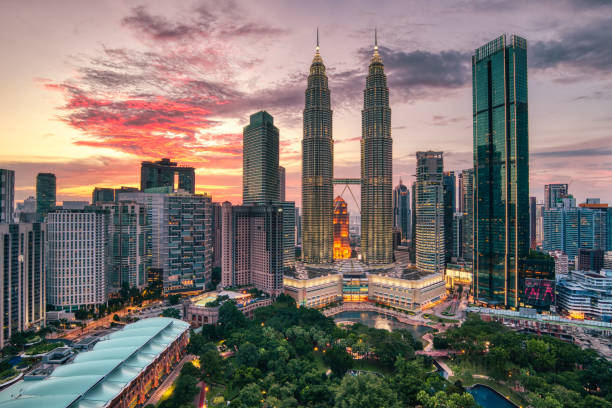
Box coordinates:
[1,1,612,213]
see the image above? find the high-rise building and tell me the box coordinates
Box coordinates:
[410,181,417,264]
[577,248,604,272]
[47,207,109,310]
[543,198,580,259]
[302,36,333,264]
[544,183,568,210]
[443,171,456,263]
[243,111,280,204]
[212,202,223,269]
[529,196,537,249]
[15,196,37,223]
[278,166,286,202]
[473,35,529,308]
[140,158,195,194]
[536,202,544,248]
[460,169,474,261]
[333,196,351,259]
[0,223,46,348]
[453,212,463,260]
[550,250,569,276]
[92,187,115,204]
[361,32,393,265]
[221,203,284,296]
[295,207,302,246]
[0,169,15,224]
[36,172,56,221]
[393,179,410,243]
[278,201,296,271]
[415,151,445,274]
[118,191,212,293]
[457,172,464,214]
[100,201,149,290]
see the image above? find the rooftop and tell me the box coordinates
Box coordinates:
[0,317,189,408]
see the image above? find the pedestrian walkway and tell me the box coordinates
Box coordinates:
[145,354,195,406]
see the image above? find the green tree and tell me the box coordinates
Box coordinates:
[168,294,181,305]
[334,373,401,408]
[162,308,181,319]
[231,383,263,407]
[218,301,247,336]
[323,345,353,377]
[416,390,479,408]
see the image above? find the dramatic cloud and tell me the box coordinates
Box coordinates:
[531,17,612,75]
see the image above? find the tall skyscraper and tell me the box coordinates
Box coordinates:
[393,179,410,243]
[47,207,109,310]
[415,151,445,274]
[302,35,333,264]
[36,172,56,221]
[278,166,286,202]
[0,223,46,348]
[443,171,456,263]
[0,169,15,223]
[460,168,474,262]
[473,35,529,308]
[140,158,195,194]
[212,202,223,269]
[410,181,417,263]
[544,183,568,210]
[457,172,464,214]
[361,32,393,265]
[100,201,150,290]
[333,196,351,259]
[243,111,280,204]
[529,196,537,249]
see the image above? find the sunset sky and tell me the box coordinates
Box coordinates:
[1,0,611,213]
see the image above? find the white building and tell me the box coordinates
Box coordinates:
[47,208,109,311]
[550,250,569,276]
[556,269,612,321]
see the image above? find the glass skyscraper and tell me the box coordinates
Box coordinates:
[361,34,393,265]
[302,39,333,264]
[140,158,195,194]
[443,171,456,263]
[243,111,280,205]
[36,172,56,221]
[415,151,445,274]
[473,35,529,308]
[460,168,474,262]
[0,169,15,223]
[393,179,410,243]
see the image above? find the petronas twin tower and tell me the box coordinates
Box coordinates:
[302,32,393,265]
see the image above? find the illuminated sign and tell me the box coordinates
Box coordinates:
[523,278,555,307]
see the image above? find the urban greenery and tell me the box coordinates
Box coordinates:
[435,314,612,408]
[174,295,476,408]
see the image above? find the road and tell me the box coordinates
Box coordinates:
[145,354,195,406]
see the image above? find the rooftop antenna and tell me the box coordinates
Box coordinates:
[316,27,320,52]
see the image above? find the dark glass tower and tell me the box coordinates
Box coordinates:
[361,32,393,265]
[140,158,195,194]
[302,34,333,264]
[393,179,410,243]
[36,173,56,221]
[473,35,529,308]
[443,171,456,263]
[243,111,280,204]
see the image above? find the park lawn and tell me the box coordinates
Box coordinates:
[447,359,528,407]
[207,384,227,408]
[24,342,62,356]
[352,359,394,376]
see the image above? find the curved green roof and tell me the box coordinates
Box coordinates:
[0,317,189,408]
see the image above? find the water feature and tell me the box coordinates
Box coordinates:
[333,310,430,339]
[468,384,517,408]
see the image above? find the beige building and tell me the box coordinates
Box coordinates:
[184,290,273,326]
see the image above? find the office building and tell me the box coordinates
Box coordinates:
[100,201,149,290]
[212,202,223,269]
[279,166,286,202]
[221,203,285,296]
[333,196,351,259]
[15,196,37,223]
[415,151,445,274]
[460,169,474,262]
[243,111,280,204]
[92,187,115,204]
[550,250,569,276]
[605,251,612,270]
[577,248,604,272]
[140,158,195,194]
[545,183,568,210]
[47,207,109,310]
[536,202,545,248]
[472,35,529,308]
[0,169,15,224]
[295,207,301,246]
[36,172,56,221]
[443,171,455,263]
[302,38,334,265]
[0,223,46,348]
[361,33,393,265]
[556,269,612,321]
[410,182,417,263]
[118,191,213,293]
[452,212,463,259]
[393,179,410,243]
[530,196,537,249]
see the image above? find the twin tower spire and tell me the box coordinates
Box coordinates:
[302,29,393,265]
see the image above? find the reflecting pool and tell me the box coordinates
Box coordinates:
[468,384,517,408]
[333,310,430,339]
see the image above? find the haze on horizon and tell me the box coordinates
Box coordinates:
[1,0,611,214]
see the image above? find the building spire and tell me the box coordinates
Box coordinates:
[371,27,382,63]
[316,26,320,52]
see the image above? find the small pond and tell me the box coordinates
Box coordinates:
[468,384,518,408]
[333,311,430,339]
